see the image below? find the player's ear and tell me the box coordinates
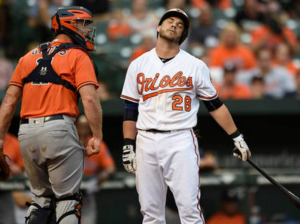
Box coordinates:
[157,26,161,33]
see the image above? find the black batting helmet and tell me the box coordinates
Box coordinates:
[158,8,190,45]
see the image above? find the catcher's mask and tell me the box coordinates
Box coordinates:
[157,8,190,45]
[51,6,96,51]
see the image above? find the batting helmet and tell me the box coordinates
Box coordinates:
[51,6,96,51]
[158,8,190,45]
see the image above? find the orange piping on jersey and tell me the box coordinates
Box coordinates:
[197,93,218,100]
[77,81,98,91]
[10,81,23,88]
[190,130,205,223]
[143,87,194,101]
[121,94,140,102]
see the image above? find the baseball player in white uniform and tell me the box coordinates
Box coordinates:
[120,8,251,224]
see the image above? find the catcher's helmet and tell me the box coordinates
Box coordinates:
[158,8,190,45]
[51,6,96,51]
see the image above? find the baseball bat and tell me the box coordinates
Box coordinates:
[247,157,300,211]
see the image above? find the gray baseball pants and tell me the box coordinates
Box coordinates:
[18,115,85,224]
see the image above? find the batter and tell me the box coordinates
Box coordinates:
[121,8,251,224]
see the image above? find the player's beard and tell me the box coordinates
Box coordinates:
[159,29,181,44]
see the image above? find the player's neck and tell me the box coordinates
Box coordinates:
[55,34,74,43]
[155,41,180,59]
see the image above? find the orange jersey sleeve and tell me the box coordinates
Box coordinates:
[9,39,99,119]
[84,141,115,175]
[3,133,24,169]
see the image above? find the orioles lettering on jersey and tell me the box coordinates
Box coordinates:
[137,71,194,101]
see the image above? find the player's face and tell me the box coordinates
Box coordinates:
[158,17,184,44]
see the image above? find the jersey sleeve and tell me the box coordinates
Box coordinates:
[196,62,218,101]
[9,57,24,88]
[120,62,140,103]
[74,52,99,91]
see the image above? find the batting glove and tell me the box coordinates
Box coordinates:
[122,139,136,174]
[230,130,251,161]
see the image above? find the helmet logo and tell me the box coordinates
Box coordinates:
[40,67,48,76]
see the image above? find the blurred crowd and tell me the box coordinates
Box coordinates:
[1,0,300,99]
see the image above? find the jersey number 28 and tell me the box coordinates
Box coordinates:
[172,95,191,112]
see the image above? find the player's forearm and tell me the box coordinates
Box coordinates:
[83,100,103,140]
[0,86,21,141]
[81,87,103,140]
[123,120,137,140]
[209,104,238,135]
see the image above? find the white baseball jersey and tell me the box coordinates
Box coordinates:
[121,48,218,130]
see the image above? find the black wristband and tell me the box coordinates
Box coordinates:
[124,138,136,148]
[229,130,240,139]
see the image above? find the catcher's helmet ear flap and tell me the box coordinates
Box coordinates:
[51,6,96,51]
[157,8,190,45]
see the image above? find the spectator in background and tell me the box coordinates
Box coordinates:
[129,34,155,63]
[214,62,252,100]
[127,0,159,40]
[251,76,265,99]
[207,188,246,224]
[188,3,220,49]
[237,48,297,98]
[279,0,300,22]
[234,0,266,33]
[28,0,62,43]
[0,49,14,91]
[209,22,257,71]
[74,0,110,21]
[107,8,131,42]
[96,80,117,101]
[273,43,300,77]
[191,0,232,10]
[76,115,116,224]
[0,132,25,224]
[250,15,298,56]
[163,0,189,11]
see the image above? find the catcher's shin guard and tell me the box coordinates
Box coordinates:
[25,197,56,224]
[56,191,83,224]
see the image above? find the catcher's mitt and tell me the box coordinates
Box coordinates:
[0,151,11,181]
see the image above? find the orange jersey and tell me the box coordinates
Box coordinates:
[210,45,257,70]
[273,61,300,76]
[84,140,115,175]
[192,0,232,10]
[251,26,298,49]
[129,46,147,63]
[215,84,252,99]
[207,212,246,224]
[10,39,99,119]
[107,22,131,41]
[3,133,24,169]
